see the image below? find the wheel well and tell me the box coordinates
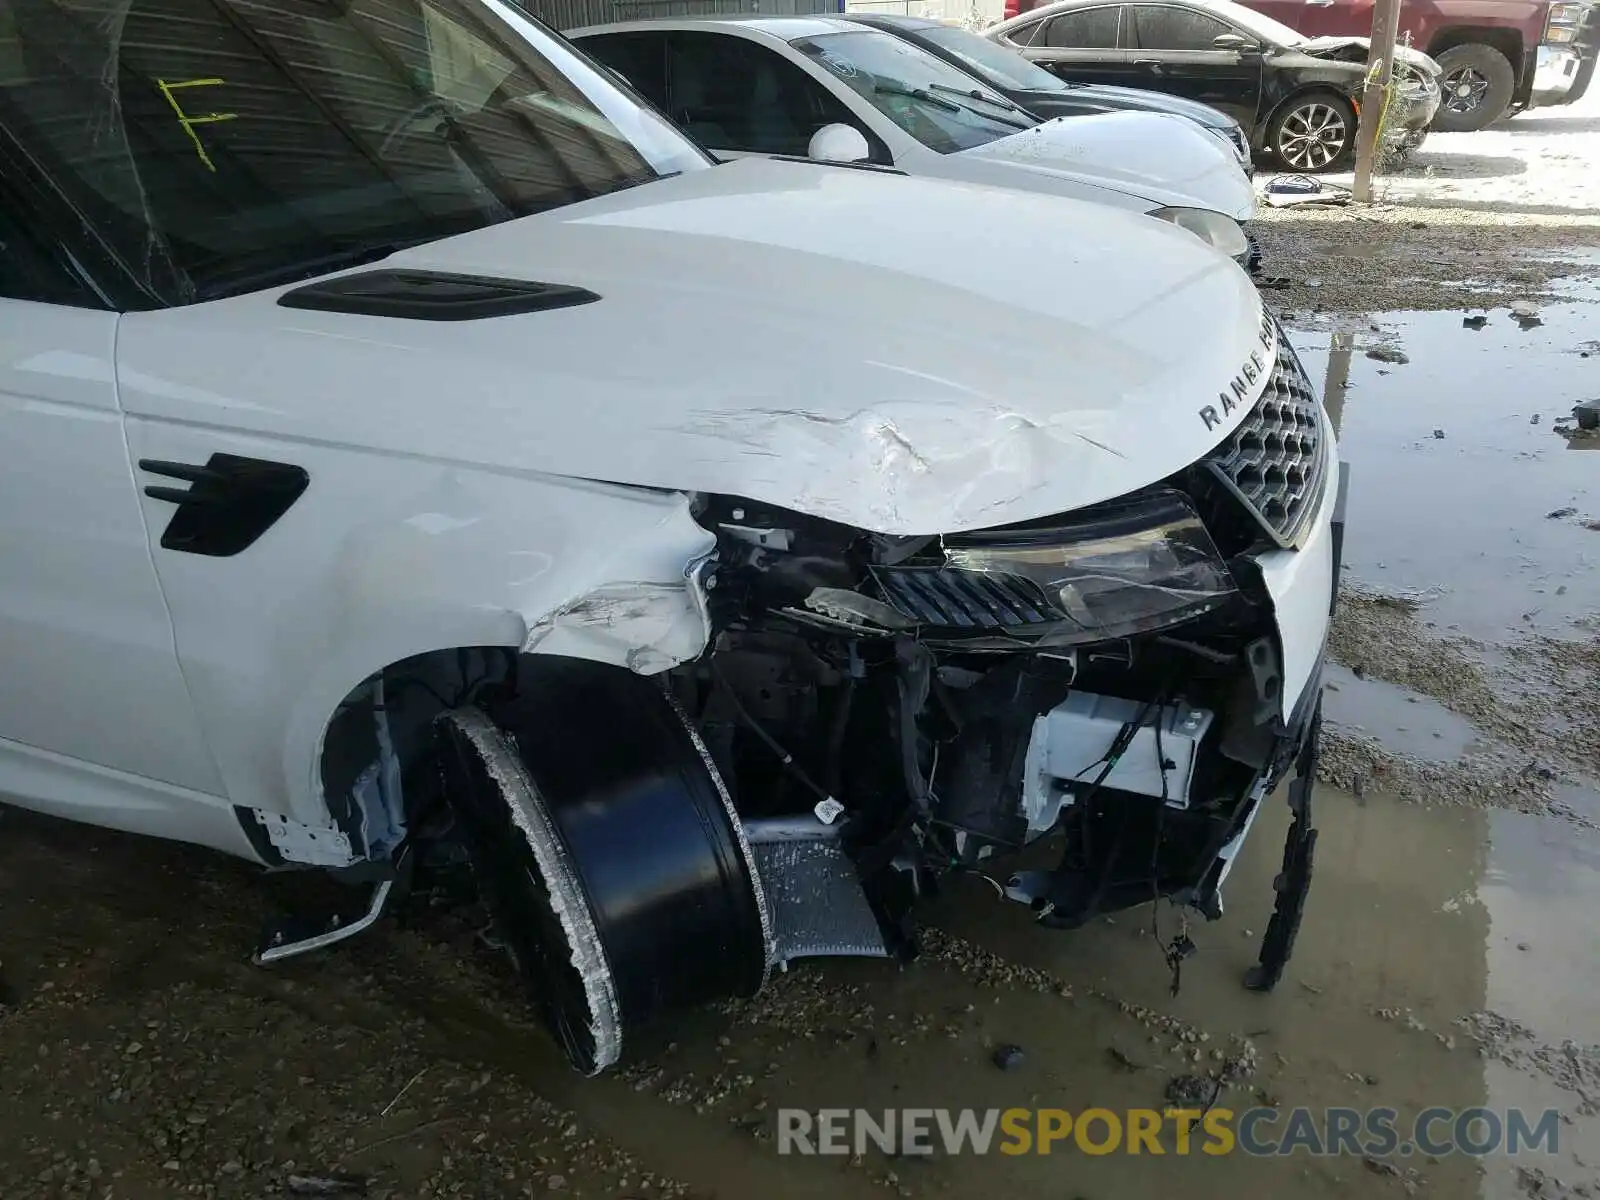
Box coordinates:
[317,646,519,860]
[1427,27,1524,72]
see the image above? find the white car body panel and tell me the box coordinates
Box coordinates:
[120,406,715,828]
[117,159,1266,535]
[568,19,1255,222]
[84,158,1276,845]
[954,111,1255,222]
[0,302,226,798]
[0,168,1326,873]
[0,738,259,859]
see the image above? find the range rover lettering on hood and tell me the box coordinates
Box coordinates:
[1199,309,1276,432]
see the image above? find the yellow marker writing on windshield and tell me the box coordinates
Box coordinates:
[157,78,237,172]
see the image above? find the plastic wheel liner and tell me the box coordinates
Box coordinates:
[437,658,773,1074]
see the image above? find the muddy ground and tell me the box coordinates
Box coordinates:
[6,111,1600,1200]
[1252,82,1600,316]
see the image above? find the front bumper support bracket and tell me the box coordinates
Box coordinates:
[1243,698,1322,992]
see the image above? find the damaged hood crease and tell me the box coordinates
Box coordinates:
[121,159,1271,536]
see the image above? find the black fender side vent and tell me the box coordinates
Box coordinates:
[140,454,309,557]
[277,269,600,320]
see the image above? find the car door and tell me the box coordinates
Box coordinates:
[0,186,224,799]
[1008,5,1141,86]
[1124,4,1264,125]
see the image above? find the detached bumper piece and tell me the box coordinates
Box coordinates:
[1245,696,1321,992]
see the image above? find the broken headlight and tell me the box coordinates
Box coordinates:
[872,489,1237,644]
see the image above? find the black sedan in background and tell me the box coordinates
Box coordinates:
[843,13,1252,165]
[987,0,1441,171]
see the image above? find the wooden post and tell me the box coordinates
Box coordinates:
[1351,0,1403,202]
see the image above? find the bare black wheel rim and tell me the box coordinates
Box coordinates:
[438,713,607,1073]
[436,659,771,1076]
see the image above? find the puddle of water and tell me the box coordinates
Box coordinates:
[1476,810,1600,1198]
[1287,301,1600,643]
[1323,661,1484,762]
[626,786,1599,1198]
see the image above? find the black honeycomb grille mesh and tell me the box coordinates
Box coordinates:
[1204,331,1329,548]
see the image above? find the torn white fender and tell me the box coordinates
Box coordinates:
[524,554,716,675]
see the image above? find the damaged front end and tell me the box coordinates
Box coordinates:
[679,479,1321,961]
[669,327,1335,953]
[439,328,1342,1075]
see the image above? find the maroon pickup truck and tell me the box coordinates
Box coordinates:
[1241,0,1599,129]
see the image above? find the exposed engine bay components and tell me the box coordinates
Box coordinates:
[417,456,1337,1071]
[381,337,1336,1071]
[436,659,772,1074]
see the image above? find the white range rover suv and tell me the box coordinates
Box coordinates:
[0,0,1344,1073]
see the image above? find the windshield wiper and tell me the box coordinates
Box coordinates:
[927,82,1024,113]
[874,82,962,112]
[922,83,1035,128]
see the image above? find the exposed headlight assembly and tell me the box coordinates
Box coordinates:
[867,489,1238,647]
[1150,206,1251,260]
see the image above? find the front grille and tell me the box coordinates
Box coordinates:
[1203,330,1329,549]
[871,565,1055,629]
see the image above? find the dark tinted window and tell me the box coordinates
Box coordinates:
[0,0,706,307]
[1130,6,1231,49]
[920,24,1072,90]
[1038,7,1121,48]
[580,31,669,108]
[0,189,94,304]
[667,32,854,156]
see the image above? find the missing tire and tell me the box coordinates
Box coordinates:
[438,658,770,1075]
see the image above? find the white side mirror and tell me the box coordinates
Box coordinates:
[807,123,872,164]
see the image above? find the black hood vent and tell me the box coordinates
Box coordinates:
[278,269,599,320]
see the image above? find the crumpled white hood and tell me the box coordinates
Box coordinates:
[956,110,1256,221]
[118,158,1274,536]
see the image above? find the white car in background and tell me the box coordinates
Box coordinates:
[1,0,1338,1075]
[569,16,1257,261]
